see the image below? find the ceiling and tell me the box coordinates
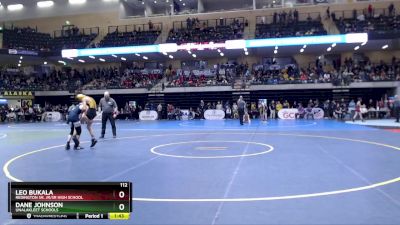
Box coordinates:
[0,0,120,22]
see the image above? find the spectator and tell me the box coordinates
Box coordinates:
[388,3,395,17]
[296,103,305,119]
[157,103,163,120]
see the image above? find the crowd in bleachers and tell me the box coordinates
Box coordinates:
[163,57,400,88]
[250,57,400,85]
[167,17,246,44]
[99,23,161,47]
[334,4,400,39]
[3,3,398,52]
[256,10,327,39]
[3,26,97,52]
[166,63,242,87]
[3,27,53,51]
[0,66,163,91]
[83,68,163,90]
[1,56,399,92]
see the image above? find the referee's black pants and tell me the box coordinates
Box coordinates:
[238,109,244,125]
[395,107,400,122]
[102,112,116,137]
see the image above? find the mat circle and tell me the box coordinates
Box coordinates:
[150,140,274,159]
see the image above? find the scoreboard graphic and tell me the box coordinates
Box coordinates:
[8,182,132,220]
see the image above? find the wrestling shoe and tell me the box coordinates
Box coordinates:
[90,139,98,148]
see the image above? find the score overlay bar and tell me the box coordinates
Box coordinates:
[9,182,132,220]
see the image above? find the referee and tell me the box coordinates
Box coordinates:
[99,91,118,138]
[237,96,246,125]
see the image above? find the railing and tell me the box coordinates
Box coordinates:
[53,27,99,38]
[172,17,245,30]
[107,23,163,34]
[256,12,321,24]
[1,24,39,32]
[334,7,389,19]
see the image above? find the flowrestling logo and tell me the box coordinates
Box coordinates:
[45,112,61,122]
[312,108,325,119]
[181,110,190,120]
[204,110,225,120]
[139,110,158,120]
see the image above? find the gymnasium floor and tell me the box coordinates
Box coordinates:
[0,119,399,225]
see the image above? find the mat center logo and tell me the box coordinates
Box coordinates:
[139,110,158,120]
[204,109,225,120]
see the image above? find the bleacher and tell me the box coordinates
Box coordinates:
[334,8,400,39]
[52,26,99,50]
[255,12,327,39]
[100,23,162,47]
[3,27,52,51]
[167,17,245,44]
[3,26,98,52]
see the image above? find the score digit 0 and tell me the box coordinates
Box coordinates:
[119,191,125,199]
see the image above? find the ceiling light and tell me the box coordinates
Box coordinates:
[135,53,140,56]
[331,43,336,47]
[168,55,174,59]
[354,46,360,50]
[20,56,23,59]
[121,57,126,61]
[166,0,169,2]
[142,1,144,4]
[182,2,185,5]
[361,42,367,46]
[69,0,86,4]
[143,56,148,60]
[154,0,157,3]
[7,4,23,11]
[244,48,248,51]
[382,44,388,49]
[300,48,304,53]
[17,64,21,67]
[217,49,221,53]
[220,53,224,57]
[78,59,85,63]
[58,60,66,65]
[18,60,21,63]
[303,45,307,48]
[162,52,168,56]
[89,56,95,59]
[274,50,278,54]
[245,52,249,55]
[192,54,196,58]
[275,46,278,50]
[66,57,74,60]
[327,47,332,52]
[37,1,54,8]
[99,58,106,62]
[111,54,118,58]
[187,50,192,54]
[43,61,48,65]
